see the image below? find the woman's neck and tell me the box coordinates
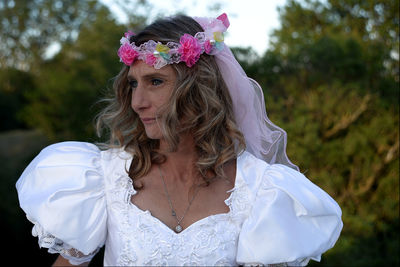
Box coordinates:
[158,133,199,184]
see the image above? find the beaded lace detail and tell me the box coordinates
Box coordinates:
[107,171,252,266]
[29,216,100,265]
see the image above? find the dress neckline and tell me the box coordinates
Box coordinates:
[125,152,244,235]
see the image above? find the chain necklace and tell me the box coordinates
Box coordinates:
[158,165,202,233]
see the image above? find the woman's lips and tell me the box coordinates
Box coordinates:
[141,118,156,124]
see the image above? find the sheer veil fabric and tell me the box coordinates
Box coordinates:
[194,14,298,171]
[214,42,299,171]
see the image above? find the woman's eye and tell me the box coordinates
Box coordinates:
[152,79,163,86]
[129,80,138,89]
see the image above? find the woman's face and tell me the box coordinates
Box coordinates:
[128,60,176,140]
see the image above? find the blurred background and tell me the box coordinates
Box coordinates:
[1,0,398,266]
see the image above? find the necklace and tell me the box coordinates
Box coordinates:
[158,165,201,233]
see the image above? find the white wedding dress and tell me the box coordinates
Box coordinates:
[16,142,342,266]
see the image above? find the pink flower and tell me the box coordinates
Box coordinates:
[178,34,202,67]
[145,54,157,66]
[204,40,213,54]
[118,43,138,66]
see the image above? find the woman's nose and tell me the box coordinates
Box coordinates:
[131,85,150,112]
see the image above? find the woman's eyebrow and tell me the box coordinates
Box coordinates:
[142,73,170,79]
[127,73,170,80]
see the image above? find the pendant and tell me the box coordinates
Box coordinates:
[175,225,183,233]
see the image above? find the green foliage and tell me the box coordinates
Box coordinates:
[239,0,399,265]
[2,0,151,141]
[271,0,399,101]
[19,6,127,141]
[0,68,35,130]
[0,0,100,70]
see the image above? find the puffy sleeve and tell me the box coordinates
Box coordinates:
[236,164,343,266]
[16,142,107,265]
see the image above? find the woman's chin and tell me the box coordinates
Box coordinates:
[144,130,163,140]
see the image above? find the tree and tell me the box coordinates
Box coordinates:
[0,0,99,71]
[1,0,154,139]
[20,5,128,140]
[245,1,399,265]
[270,0,399,102]
[0,68,35,130]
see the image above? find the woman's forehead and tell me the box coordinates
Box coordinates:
[128,61,175,79]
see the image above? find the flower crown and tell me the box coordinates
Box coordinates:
[117,13,230,69]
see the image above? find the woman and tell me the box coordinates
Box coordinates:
[16,13,342,266]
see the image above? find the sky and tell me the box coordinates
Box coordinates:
[102,0,287,56]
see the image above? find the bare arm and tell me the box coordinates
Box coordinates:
[52,255,90,266]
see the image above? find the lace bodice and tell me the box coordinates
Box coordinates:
[16,142,343,266]
[105,164,252,266]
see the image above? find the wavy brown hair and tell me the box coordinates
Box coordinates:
[96,15,245,187]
